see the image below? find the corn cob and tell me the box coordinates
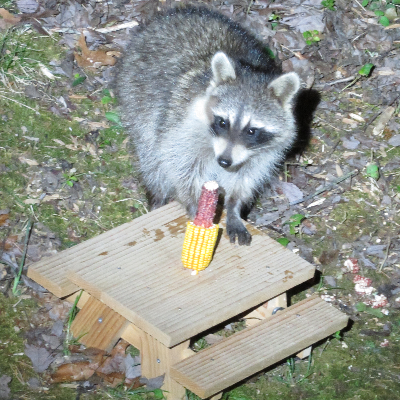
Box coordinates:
[181,181,219,273]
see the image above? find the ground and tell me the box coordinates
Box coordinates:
[0,0,400,399]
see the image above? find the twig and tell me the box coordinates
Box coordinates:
[322,76,356,86]
[340,76,361,92]
[0,94,40,114]
[290,170,359,205]
[379,237,391,272]
[353,0,367,11]
[95,21,139,33]
[363,93,400,132]
[12,218,33,295]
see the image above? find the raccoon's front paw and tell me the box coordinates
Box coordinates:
[226,220,252,246]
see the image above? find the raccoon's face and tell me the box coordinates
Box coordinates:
[202,52,301,171]
[191,52,300,171]
[207,83,298,170]
[210,112,274,170]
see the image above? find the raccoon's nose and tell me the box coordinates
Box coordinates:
[217,157,232,169]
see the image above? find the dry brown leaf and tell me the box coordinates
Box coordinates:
[3,235,18,250]
[50,362,95,383]
[43,194,62,202]
[0,214,10,227]
[342,117,356,125]
[23,199,41,205]
[96,371,125,387]
[0,8,21,29]
[335,164,343,177]
[69,95,88,100]
[74,35,116,71]
[18,156,39,166]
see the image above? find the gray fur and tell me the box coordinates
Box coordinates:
[115,6,300,245]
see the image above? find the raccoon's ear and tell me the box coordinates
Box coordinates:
[211,52,236,85]
[268,72,301,109]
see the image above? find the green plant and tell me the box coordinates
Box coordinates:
[355,302,384,318]
[101,88,115,105]
[278,353,314,385]
[321,0,335,11]
[12,216,33,295]
[303,30,321,46]
[366,162,380,180]
[277,237,290,247]
[62,171,79,188]
[268,13,280,30]
[107,384,165,399]
[105,111,122,126]
[341,63,374,91]
[64,290,85,355]
[193,337,208,352]
[72,73,86,87]
[362,0,399,26]
[284,214,305,235]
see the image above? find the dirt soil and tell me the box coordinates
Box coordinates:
[1,0,400,399]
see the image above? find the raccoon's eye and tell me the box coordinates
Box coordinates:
[218,118,227,128]
[247,128,258,136]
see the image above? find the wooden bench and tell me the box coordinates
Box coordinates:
[27,202,348,399]
[171,296,348,398]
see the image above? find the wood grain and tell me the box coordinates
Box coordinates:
[28,201,316,347]
[170,296,349,398]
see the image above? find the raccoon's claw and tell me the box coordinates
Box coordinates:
[226,221,252,246]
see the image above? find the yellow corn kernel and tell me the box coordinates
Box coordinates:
[181,222,219,271]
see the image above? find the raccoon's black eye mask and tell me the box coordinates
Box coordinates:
[245,129,275,148]
[212,116,230,135]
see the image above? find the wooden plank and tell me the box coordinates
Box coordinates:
[27,202,185,297]
[244,293,311,359]
[65,204,315,347]
[141,334,194,400]
[244,293,287,326]
[28,200,315,348]
[170,296,348,399]
[64,290,91,309]
[70,296,129,352]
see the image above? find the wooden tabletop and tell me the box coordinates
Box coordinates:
[28,202,315,348]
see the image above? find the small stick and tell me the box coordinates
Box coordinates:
[379,237,391,272]
[290,170,359,205]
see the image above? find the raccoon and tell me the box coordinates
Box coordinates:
[116,6,301,245]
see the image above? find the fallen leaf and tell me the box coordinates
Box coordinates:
[23,199,41,205]
[349,113,365,122]
[388,134,400,147]
[280,182,303,203]
[74,34,116,71]
[16,0,39,13]
[366,106,395,136]
[42,194,62,202]
[0,375,11,399]
[3,235,18,250]
[0,214,10,227]
[0,8,21,29]
[342,117,356,125]
[204,333,224,345]
[342,151,357,157]
[335,164,343,177]
[96,371,125,387]
[25,344,54,373]
[139,375,165,390]
[39,64,55,79]
[50,362,95,383]
[18,156,39,166]
[307,198,326,208]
